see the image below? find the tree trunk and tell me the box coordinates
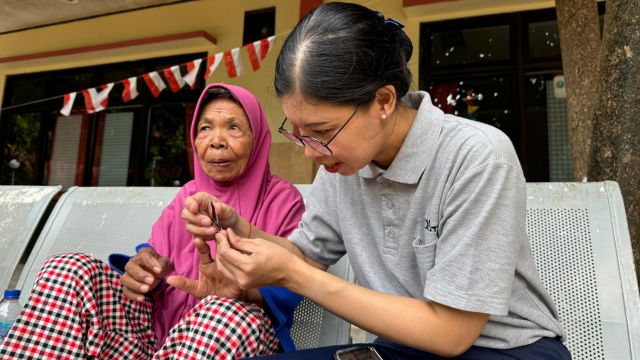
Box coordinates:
[589,0,640,284]
[556,0,601,181]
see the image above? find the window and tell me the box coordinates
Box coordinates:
[1,53,205,186]
[420,9,571,181]
[243,7,275,45]
[429,25,511,68]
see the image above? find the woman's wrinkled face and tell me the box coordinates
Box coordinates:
[195,98,253,182]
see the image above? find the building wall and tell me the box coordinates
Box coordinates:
[0,0,557,184]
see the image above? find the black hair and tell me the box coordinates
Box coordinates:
[274,2,413,106]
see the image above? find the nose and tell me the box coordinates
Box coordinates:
[208,130,227,149]
[303,145,324,160]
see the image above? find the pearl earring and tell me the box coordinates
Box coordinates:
[382,114,387,120]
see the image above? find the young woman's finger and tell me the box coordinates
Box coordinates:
[226,228,259,255]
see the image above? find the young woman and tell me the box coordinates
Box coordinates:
[179,3,571,359]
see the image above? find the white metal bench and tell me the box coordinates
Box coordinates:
[0,185,60,291]
[526,181,639,359]
[12,182,640,357]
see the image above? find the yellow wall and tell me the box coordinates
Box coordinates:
[0,0,299,136]
[0,0,558,183]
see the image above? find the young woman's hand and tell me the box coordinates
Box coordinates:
[166,238,246,300]
[121,247,173,302]
[181,192,239,240]
[214,228,303,290]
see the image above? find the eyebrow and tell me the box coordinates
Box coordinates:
[304,121,331,128]
[198,115,241,123]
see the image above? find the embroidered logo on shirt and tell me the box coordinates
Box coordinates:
[425,219,438,232]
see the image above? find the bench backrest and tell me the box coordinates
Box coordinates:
[15,185,353,349]
[16,186,179,304]
[526,181,639,359]
[0,185,60,291]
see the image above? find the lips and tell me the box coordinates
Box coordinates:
[208,159,232,167]
[324,163,340,173]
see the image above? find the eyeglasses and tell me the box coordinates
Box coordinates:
[278,105,360,156]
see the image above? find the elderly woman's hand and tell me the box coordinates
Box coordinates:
[182,192,239,240]
[121,248,173,302]
[166,238,246,300]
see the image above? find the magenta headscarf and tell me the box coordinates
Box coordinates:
[148,83,305,347]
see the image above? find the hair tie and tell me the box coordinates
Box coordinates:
[384,18,405,30]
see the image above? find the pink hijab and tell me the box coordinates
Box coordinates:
[148,83,305,347]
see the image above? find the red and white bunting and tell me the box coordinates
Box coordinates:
[142,71,167,97]
[82,83,114,114]
[60,92,77,116]
[163,66,186,93]
[122,77,139,103]
[50,37,279,116]
[183,59,202,88]
[246,36,275,71]
[223,48,243,78]
[204,53,223,80]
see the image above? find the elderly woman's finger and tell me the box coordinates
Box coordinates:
[122,285,146,302]
[181,208,212,227]
[184,192,213,214]
[166,275,200,298]
[137,248,164,274]
[124,257,156,285]
[185,222,216,239]
[194,237,214,265]
[121,273,152,295]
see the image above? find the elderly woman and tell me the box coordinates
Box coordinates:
[0,83,305,359]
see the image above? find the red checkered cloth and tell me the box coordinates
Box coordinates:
[0,253,279,359]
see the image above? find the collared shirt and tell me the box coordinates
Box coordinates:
[289,91,565,349]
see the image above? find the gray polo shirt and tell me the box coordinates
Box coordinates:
[289,91,565,349]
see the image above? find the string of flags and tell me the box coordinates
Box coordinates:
[59,36,275,116]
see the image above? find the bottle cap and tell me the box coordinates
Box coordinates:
[3,289,20,299]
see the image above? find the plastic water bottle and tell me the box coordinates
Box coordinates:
[0,289,22,343]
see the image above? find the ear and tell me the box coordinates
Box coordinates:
[373,85,397,119]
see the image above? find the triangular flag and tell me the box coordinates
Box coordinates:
[122,77,139,103]
[183,59,202,89]
[163,66,187,93]
[60,92,77,116]
[223,48,243,78]
[247,36,275,71]
[204,53,223,80]
[82,83,114,114]
[142,71,166,97]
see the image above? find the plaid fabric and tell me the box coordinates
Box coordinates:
[0,253,279,359]
[155,296,280,359]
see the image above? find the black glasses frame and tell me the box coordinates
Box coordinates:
[277,105,361,156]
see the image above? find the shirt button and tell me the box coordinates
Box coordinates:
[389,230,396,238]
[386,201,394,209]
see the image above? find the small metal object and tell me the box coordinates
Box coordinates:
[209,201,221,231]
